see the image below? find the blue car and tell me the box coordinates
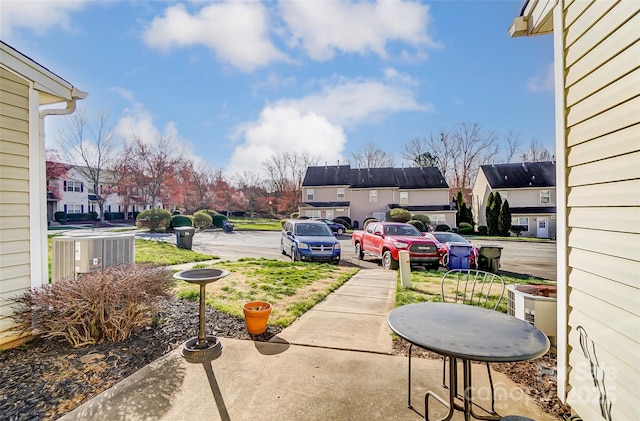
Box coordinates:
[315,218,347,235]
[281,219,341,264]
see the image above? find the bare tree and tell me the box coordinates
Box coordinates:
[348,142,395,168]
[54,108,119,220]
[449,122,499,191]
[503,130,522,163]
[402,137,438,167]
[263,151,320,214]
[233,170,265,220]
[402,123,500,191]
[519,138,554,162]
[124,135,183,209]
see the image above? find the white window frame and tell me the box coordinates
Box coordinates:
[540,189,550,204]
[337,188,345,200]
[511,217,529,231]
[66,180,83,192]
[399,191,409,205]
[369,190,378,203]
[428,214,446,226]
[305,209,321,218]
[372,212,386,221]
[306,189,314,201]
[67,204,83,214]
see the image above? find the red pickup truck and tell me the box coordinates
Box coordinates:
[351,221,440,270]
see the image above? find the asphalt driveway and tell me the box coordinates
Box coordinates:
[139,230,557,281]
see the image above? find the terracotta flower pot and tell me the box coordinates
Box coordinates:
[243,301,272,335]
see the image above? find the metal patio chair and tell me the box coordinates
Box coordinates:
[439,268,506,414]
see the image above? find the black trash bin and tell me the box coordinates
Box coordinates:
[478,245,503,273]
[175,227,195,250]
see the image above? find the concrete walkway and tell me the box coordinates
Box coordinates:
[59,269,556,421]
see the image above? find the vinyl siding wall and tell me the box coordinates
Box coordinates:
[561,1,640,419]
[0,67,31,346]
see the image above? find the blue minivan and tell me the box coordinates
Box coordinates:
[281,219,341,264]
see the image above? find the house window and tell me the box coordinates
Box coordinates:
[369,190,378,203]
[540,190,550,204]
[65,181,83,192]
[306,189,314,201]
[428,214,446,226]
[67,204,83,214]
[373,212,386,221]
[512,217,529,232]
[337,188,345,200]
[305,209,321,218]
[399,191,409,205]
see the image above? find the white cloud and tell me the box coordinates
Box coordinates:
[143,2,287,72]
[279,0,438,61]
[226,107,346,175]
[0,0,87,37]
[527,63,554,93]
[227,70,430,175]
[276,72,432,128]
[115,103,181,145]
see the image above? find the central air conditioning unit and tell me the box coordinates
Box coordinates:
[52,235,135,282]
[507,284,557,344]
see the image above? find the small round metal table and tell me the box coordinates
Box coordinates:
[387,302,549,421]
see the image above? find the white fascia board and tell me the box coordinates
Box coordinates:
[0,42,87,103]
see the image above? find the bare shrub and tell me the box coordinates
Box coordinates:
[11,264,174,348]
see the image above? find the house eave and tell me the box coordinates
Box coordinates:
[509,0,556,38]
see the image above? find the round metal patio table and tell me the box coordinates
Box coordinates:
[387,302,549,421]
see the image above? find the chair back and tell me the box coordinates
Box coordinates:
[440,269,505,310]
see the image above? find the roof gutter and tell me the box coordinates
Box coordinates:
[39,88,88,119]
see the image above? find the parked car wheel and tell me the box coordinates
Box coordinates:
[291,248,300,262]
[355,242,364,260]
[382,250,398,270]
[337,227,345,235]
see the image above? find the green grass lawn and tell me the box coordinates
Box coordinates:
[395,270,554,313]
[174,258,358,327]
[226,218,282,231]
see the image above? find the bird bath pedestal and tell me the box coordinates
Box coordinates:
[173,268,230,363]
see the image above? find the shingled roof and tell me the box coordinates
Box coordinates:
[302,165,449,189]
[480,161,556,189]
[393,167,448,189]
[302,165,351,186]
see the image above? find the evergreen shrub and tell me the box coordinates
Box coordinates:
[408,219,426,232]
[389,208,411,223]
[136,209,172,232]
[193,211,213,229]
[458,222,473,234]
[171,214,193,228]
[435,224,451,232]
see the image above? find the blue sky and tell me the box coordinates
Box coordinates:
[1,0,554,176]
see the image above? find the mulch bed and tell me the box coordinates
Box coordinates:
[0,299,281,421]
[2,298,570,420]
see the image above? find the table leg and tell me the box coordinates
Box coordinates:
[408,343,413,408]
[463,360,501,421]
[424,356,457,421]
